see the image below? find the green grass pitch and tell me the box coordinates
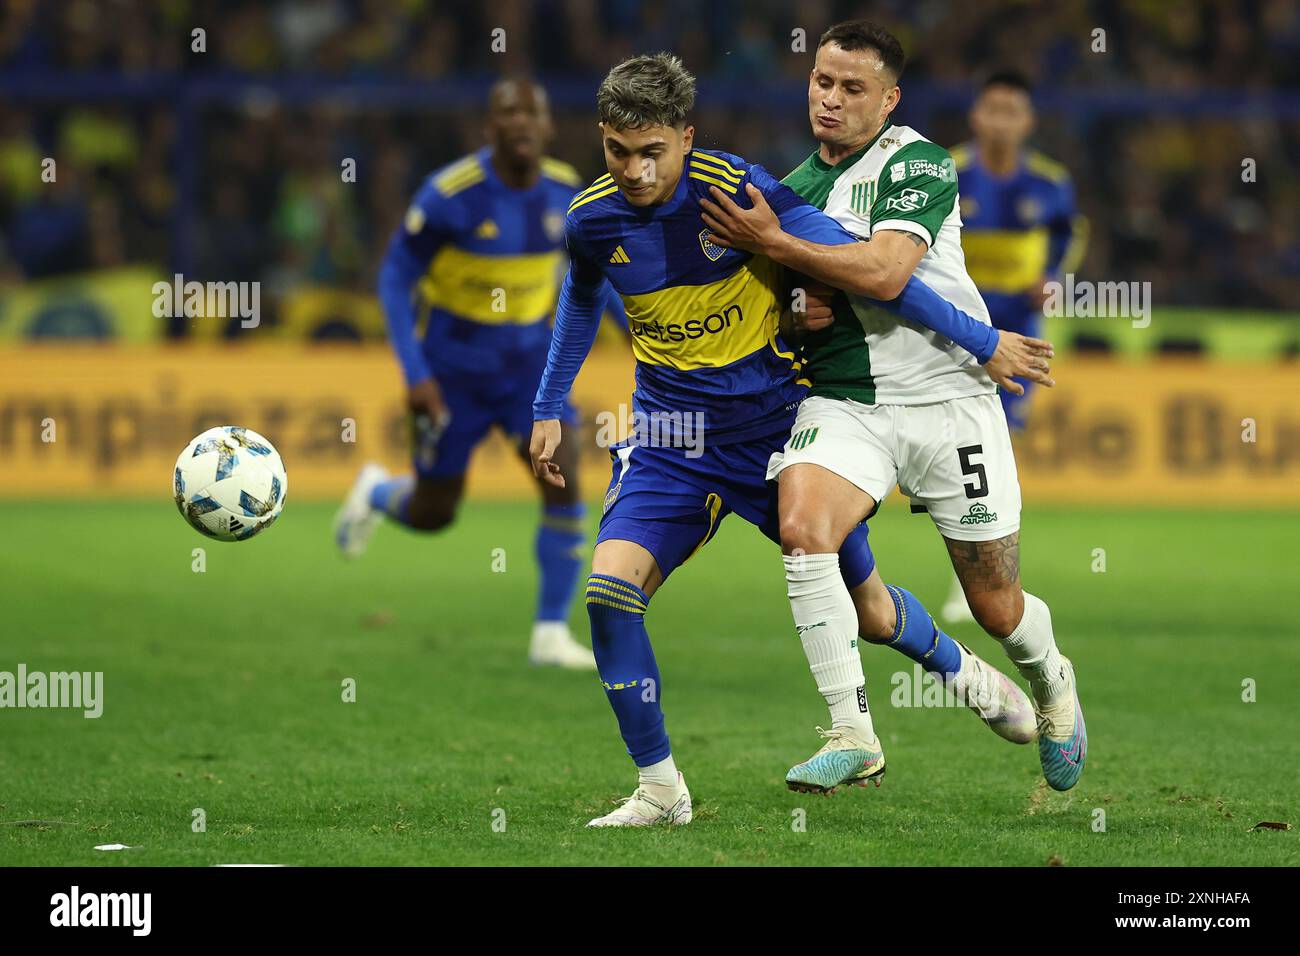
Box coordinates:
[1,499,1297,866]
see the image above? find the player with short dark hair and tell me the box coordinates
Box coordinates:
[701,20,1087,794]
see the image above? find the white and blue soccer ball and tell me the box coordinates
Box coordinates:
[173,426,287,541]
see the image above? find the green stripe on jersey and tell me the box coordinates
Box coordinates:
[781,128,894,404]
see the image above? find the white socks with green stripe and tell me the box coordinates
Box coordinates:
[784,553,876,740]
[997,592,1068,702]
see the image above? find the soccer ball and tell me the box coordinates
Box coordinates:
[173,426,287,541]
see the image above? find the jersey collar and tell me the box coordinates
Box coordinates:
[809,119,893,176]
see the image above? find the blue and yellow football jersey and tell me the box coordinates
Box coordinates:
[559,148,856,445]
[950,144,1086,335]
[380,147,583,382]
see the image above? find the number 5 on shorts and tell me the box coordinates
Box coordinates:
[957,444,988,499]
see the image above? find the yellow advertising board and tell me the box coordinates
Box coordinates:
[0,346,1297,506]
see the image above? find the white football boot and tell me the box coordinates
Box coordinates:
[947,641,1037,744]
[528,621,597,670]
[587,772,692,828]
[334,462,389,559]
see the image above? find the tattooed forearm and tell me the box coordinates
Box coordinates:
[944,532,1020,593]
[880,228,927,249]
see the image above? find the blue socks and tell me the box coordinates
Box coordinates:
[369,476,415,525]
[535,503,586,623]
[585,574,669,767]
[884,585,963,676]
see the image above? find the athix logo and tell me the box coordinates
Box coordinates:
[0,664,103,718]
[50,886,151,936]
[959,502,998,525]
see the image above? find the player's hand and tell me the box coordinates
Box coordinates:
[699,183,781,255]
[529,419,565,488]
[791,281,837,333]
[408,376,449,425]
[984,331,1055,396]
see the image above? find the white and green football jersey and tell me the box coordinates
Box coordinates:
[783,121,996,405]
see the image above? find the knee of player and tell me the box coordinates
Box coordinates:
[406,498,457,532]
[779,511,839,556]
[969,589,1025,639]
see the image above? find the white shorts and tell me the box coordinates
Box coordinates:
[767,393,1022,542]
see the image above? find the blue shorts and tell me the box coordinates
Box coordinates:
[413,346,577,480]
[596,430,787,579]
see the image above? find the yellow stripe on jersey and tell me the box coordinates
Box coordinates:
[434,157,485,197]
[568,174,614,205]
[620,256,783,371]
[420,246,564,324]
[690,152,744,179]
[949,143,973,172]
[769,334,803,372]
[1026,151,1070,184]
[689,157,743,185]
[568,182,620,213]
[960,227,1050,294]
[540,157,583,187]
[688,169,739,194]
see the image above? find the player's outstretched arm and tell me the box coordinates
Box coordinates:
[530,268,609,487]
[702,182,1054,392]
[377,233,437,388]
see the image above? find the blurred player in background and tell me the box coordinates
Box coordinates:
[940,70,1086,622]
[335,78,604,669]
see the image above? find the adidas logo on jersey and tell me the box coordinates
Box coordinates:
[608,245,630,264]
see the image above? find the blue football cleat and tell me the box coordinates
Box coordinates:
[1035,658,1087,791]
[786,727,886,794]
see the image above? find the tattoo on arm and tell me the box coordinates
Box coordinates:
[944,532,1020,593]
[882,229,928,250]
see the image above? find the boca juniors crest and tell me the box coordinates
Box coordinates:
[698,228,726,262]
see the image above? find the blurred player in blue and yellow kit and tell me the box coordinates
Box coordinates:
[529,54,1004,826]
[941,69,1087,624]
[335,78,615,669]
[952,71,1086,431]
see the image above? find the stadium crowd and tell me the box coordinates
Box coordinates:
[2,0,1298,322]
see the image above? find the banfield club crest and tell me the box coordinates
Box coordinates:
[698,228,726,262]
